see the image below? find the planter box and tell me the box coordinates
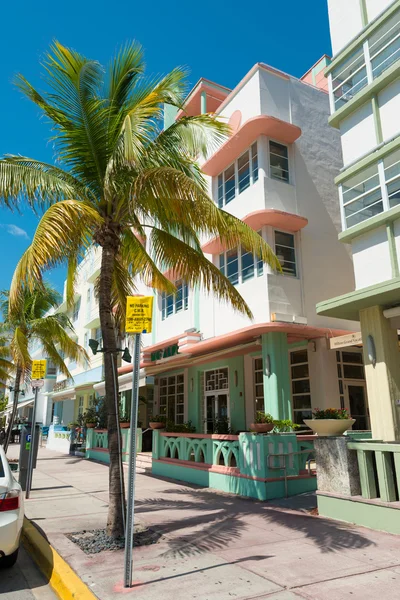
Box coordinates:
[304,419,355,436]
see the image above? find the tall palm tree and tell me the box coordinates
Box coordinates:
[0,284,87,452]
[0,42,280,536]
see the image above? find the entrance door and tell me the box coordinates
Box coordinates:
[346,382,369,430]
[205,393,229,433]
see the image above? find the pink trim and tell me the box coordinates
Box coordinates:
[202,209,308,254]
[202,115,301,177]
[175,79,231,120]
[160,432,239,441]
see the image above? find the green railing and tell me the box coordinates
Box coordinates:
[86,427,142,464]
[348,441,400,502]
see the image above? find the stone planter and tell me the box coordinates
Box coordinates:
[303,418,355,436]
[250,423,274,433]
[120,423,130,429]
[86,423,96,429]
[149,422,165,430]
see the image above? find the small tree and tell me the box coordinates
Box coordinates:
[1,283,87,452]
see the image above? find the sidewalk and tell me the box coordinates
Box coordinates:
[9,444,400,600]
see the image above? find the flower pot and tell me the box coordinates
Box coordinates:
[149,422,165,430]
[86,423,96,429]
[120,423,130,429]
[250,423,274,433]
[303,418,355,436]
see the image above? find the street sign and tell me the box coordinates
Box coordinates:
[330,332,363,350]
[32,360,47,380]
[125,296,153,334]
[32,379,45,389]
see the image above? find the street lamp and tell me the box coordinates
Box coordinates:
[8,386,25,396]
[88,339,132,363]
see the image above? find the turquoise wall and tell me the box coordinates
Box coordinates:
[262,332,291,420]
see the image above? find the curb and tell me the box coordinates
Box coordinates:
[22,517,97,600]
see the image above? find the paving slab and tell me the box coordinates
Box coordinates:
[13,445,400,600]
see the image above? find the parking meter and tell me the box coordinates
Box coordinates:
[19,425,40,491]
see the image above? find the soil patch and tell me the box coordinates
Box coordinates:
[67,525,162,554]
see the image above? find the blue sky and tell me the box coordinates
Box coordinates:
[0,0,331,293]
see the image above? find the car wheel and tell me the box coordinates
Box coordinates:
[1,548,19,568]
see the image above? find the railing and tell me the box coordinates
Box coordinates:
[153,431,317,485]
[348,441,400,503]
[86,427,142,464]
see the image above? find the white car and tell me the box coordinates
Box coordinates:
[0,445,24,568]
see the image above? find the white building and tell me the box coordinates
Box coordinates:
[317,0,400,441]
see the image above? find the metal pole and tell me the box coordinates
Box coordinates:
[124,333,141,588]
[25,386,39,500]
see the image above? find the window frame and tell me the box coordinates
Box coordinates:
[290,349,312,425]
[269,140,290,184]
[158,373,185,424]
[216,142,259,208]
[161,279,189,320]
[253,357,264,414]
[274,230,297,278]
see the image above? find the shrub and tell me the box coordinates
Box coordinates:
[312,408,350,420]
[272,419,300,433]
[150,414,167,423]
[166,420,196,433]
[254,411,274,424]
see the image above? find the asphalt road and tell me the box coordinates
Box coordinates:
[0,546,57,600]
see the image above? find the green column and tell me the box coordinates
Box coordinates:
[262,332,291,420]
[200,91,207,114]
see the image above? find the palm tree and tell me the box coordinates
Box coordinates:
[0,42,280,537]
[0,283,87,452]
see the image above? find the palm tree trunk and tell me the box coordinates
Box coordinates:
[4,366,22,454]
[98,239,126,538]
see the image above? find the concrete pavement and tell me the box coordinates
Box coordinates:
[8,444,400,600]
[0,547,57,600]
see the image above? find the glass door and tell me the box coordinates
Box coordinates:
[205,393,229,433]
[346,382,369,430]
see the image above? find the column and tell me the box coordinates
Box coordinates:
[200,91,207,114]
[262,332,291,419]
[360,305,400,441]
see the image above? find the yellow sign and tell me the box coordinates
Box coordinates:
[32,359,47,380]
[125,296,153,334]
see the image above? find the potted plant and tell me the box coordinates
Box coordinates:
[119,412,131,429]
[149,414,166,429]
[83,407,98,429]
[272,419,300,433]
[250,411,274,433]
[67,421,80,431]
[304,408,355,436]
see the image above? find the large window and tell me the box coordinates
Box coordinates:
[161,279,189,320]
[341,148,400,229]
[219,241,263,285]
[269,141,289,183]
[330,10,400,112]
[72,299,80,322]
[274,231,297,277]
[93,326,102,347]
[291,349,312,425]
[78,396,84,417]
[159,374,184,424]
[217,143,258,207]
[253,357,264,413]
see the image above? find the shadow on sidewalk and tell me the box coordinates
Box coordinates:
[136,486,375,559]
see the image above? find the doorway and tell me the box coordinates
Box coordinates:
[204,368,229,433]
[205,393,229,433]
[345,382,369,430]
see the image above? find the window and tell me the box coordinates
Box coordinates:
[336,351,365,408]
[78,396,84,417]
[369,12,400,80]
[87,288,91,304]
[159,374,184,424]
[331,48,367,110]
[161,279,189,320]
[275,231,297,277]
[205,368,229,391]
[219,234,264,285]
[254,357,264,413]
[291,349,312,425]
[46,360,57,377]
[269,141,289,183]
[217,143,259,207]
[72,299,80,322]
[341,148,400,229]
[84,332,89,349]
[94,327,102,347]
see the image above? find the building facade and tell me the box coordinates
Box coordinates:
[129,59,361,434]
[317,0,400,441]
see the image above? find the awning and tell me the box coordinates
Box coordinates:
[0,397,34,416]
[93,370,147,396]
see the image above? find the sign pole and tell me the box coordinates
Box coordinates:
[25,384,39,500]
[124,332,141,588]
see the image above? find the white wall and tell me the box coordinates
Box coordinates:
[378,79,400,143]
[328,0,364,55]
[366,0,393,22]
[308,338,341,410]
[352,226,393,288]
[259,70,290,123]
[339,102,377,166]
[392,217,400,265]
[219,70,261,123]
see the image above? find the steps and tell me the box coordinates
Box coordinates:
[136,452,152,474]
